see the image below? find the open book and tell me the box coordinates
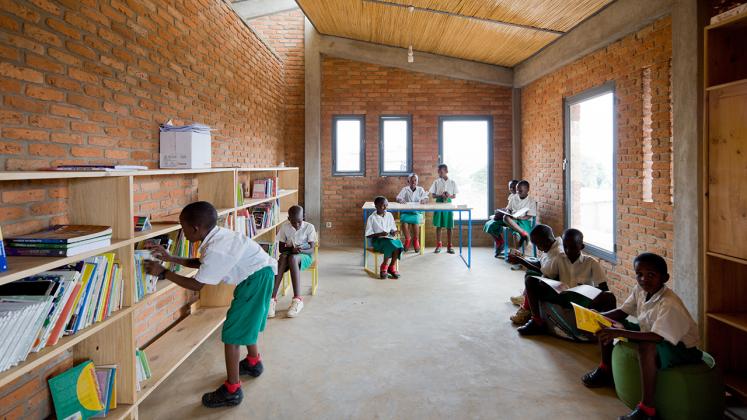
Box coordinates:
[571,303,614,333]
[495,207,530,219]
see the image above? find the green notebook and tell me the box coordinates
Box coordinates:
[48,360,105,420]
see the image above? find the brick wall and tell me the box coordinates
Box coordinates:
[320,57,513,247]
[521,17,673,299]
[0,0,289,417]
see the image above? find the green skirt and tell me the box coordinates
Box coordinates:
[222,266,275,345]
[400,211,424,225]
[433,197,454,228]
[622,320,703,369]
[371,237,403,259]
[483,219,506,235]
[298,253,313,270]
[514,218,534,233]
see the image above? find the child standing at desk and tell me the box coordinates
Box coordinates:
[429,164,459,254]
[366,196,404,279]
[396,173,429,253]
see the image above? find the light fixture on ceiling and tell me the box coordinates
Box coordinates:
[407,45,414,63]
[407,5,414,63]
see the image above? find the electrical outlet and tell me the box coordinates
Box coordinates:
[325,222,332,228]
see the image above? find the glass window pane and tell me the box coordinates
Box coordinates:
[441,119,489,220]
[568,91,614,253]
[335,119,361,173]
[382,119,409,173]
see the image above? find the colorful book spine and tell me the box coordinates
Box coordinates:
[0,226,6,272]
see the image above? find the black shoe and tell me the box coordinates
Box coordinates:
[434,246,441,254]
[403,244,410,252]
[581,367,613,388]
[447,247,455,254]
[517,319,545,336]
[202,384,243,408]
[618,407,658,420]
[239,359,264,377]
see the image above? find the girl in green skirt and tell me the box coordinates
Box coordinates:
[429,164,459,254]
[396,173,429,252]
[365,196,403,279]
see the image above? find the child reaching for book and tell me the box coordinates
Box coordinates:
[396,173,429,253]
[429,164,459,254]
[483,179,519,257]
[268,205,316,319]
[366,196,404,279]
[502,180,537,249]
[581,253,702,420]
[144,201,276,408]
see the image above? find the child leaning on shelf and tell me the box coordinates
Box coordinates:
[396,173,429,253]
[366,196,404,279]
[582,253,702,420]
[268,205,316,319]
[429,164,459,254]
[483,179,519,257]
[502,180,537,249]
[144,201,276,408]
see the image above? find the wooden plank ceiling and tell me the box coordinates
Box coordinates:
[296,0,614,67]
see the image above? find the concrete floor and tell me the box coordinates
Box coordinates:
[140,247,627,419]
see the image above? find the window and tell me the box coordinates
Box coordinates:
[379,115,412,176]
[332,115,365,176]
[564,82,616,262]
[438,116,493,221]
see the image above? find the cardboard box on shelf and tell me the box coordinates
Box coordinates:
[159,131,211,169]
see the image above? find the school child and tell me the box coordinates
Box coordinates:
[429,164,459,254]
[396,173,429,253]
[144,201,276,408]
[502,180,537,249]
[506,224,563,325]
[582,253,701,420]
[483,179,520,257]
[517,228,612,336]
[268,205,316,319]
[366,196,404,279]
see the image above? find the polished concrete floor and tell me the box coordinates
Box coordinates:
[140,247,627,419]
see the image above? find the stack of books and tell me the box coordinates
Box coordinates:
[134,216,152,232]
[0,254,124,373]
[135,348,152,391]
[251,177,278,199]
[252,201,280,231]
[6,225,112,257]
[48,360,117,419]
[228,209,257,238]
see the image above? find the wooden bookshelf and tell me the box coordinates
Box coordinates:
[703,11,747,403]
[0,166,299,419]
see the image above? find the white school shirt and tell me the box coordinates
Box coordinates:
[429,178,459,196]
[276,220,317,247]
[396,186,429,203]
[365,212,397,236]
[620,285,700,348]
[539,237,564,278]
[544,253,607,289]
[506,193,516,207]
[507,194,538,218]
[195,226,277,285]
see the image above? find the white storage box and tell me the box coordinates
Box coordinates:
[159,131,211,169]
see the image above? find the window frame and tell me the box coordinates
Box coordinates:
[437,115,494,223]
[331,115,366,176]
[563,81,618,263]
[378,115,413,176]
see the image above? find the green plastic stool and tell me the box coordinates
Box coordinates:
[611,341,725,420]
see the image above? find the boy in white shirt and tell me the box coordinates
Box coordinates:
[366,196,404,279]
[429,164,459,254]
[145,201,277,408]
[484,179,519,257]
[396,173,429,253]
[502,180,538,249]
[582,253,702,420]
[269,205,316,318]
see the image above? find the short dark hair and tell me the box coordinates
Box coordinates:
[563,228,584,243]
[288,205,303,219]
[180,201,218,230]
[530,224,554,240]
[437,164,448,171]
[374,196,387,206]
[634,252,668,276]
[517,180,530,189]
[509,179,520,185]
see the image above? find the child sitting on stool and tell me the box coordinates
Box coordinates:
[396,173,429,253]
[502,180,537,249]
[484,179,519,257]
[366,196,404,279]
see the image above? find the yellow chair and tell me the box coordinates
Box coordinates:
[363,237,400,278]
[395,217,425,255]
[281,240,319,296]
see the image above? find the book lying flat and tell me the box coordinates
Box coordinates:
[8,225,112,244]
[53,165,147,171]
[495,207,530,218]
[6,238,112,257]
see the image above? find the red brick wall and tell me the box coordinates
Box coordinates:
[521,17,673,299]
[320,57,513,247]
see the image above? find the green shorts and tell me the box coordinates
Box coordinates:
[400,211,424,225]
[513,218,534,233]
[433,197,454,228]
[483,219,506,235]
[298,253,313,271]
[221,266,275,345]
[622,321,703,369]
[371,237,403,259]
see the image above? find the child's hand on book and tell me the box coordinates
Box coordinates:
[144,260,166,277]
[145,244,171,262]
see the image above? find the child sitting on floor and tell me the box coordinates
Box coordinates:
[396,173,429,253]
[582,253,701,420]
[366,196,404,279]
[502,180,537,249]
[483,179,520,257]
[268,205,316,319]
[144,201,276,408]
[429,164,459,254]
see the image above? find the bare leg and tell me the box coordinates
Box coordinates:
[413,224,420,243]
[225,344,241,384]
[271,254,289,298]
[245,344,258,358]
[446,228,453,245]
[637,341,658,407]
[402,223,412,241]
[600,340,613,367]
[502,215,527,237]
[289,254,302,298]
[436,227,442,244]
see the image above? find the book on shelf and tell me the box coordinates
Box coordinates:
[93,365,118,417]
[6,237,112,257]
[251,177,278,199]
[252,200,280,231]
[53,164,147,171]
[48,360,117,420]
[227,209,257,238]
[0,226,6,272]
[237,182,245,207]
[135,348,152,391]
[7,225,112,244]
[133,250,158,302]
[134,216,152,232]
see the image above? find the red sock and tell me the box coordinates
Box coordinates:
[437,241,442,247]
[599,362,609,372]
[521,297,529,310]
[637,402,656,416]
[447,242,453,248]
[494,237,504,248]
[404,238,411,248]
[413,238,420,249]
[246,354,261,366]
[224,380,241,393]
[388,264,397,273]
[380,263,389,272]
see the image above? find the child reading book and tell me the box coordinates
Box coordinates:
[581,253,701,420]
[144,201,276,408]
[483,179,519,257]
[366,196,404,279]
[269,205,316,318]
[429,164,459,254]
[396,173,429,253]
[501,180,537,249]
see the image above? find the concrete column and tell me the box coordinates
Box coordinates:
[512,88,522,178]
[304,19,322,228]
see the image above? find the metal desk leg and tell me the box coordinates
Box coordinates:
[363,209,368,267]
[468,209,472,268]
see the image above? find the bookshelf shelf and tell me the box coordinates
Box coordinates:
[106,404,135,420]
[726,373,747,401]
[132,223,182,243]
[705,251,747,266]
[708,313,747,333]
[254,212,289,238]
[237,189,298,210]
